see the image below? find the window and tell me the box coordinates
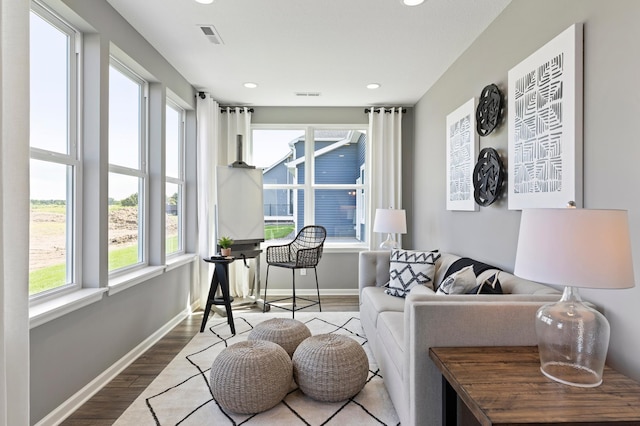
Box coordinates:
[108,60,148,272]
[165,100,185,256]
[253,126,367,245]
[29,4,80,297]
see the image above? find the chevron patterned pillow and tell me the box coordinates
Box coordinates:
[385,249,441,297]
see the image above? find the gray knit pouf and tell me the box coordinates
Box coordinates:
[248,318,312,357]
[292,334,369,402]
[210,340,292,414]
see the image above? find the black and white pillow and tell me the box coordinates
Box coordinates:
[467,272,504,295]
[385,249,441,297]
[436,265,477,295]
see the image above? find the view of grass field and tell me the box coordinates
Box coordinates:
[265,223,295,240]
[30,202,295,295]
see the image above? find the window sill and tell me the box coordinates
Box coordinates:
[108,265,166,296]
[29,288,108,329]
[28,255,199,328]
[166,253,198,271]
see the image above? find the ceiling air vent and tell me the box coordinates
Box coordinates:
[198,24,224,45]
[295,92,321,97]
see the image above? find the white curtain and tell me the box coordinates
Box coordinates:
[219,107,254,298]
[368,107,404,248]
[0,0,31,423]
[196,95,219,310]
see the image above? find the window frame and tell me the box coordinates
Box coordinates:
[107,58,149,276]
[165,98,186,257]
[253,124,369,250]
[29,2,83,303]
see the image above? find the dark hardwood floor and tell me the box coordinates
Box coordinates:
[61,295,359,425]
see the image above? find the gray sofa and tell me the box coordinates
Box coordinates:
[359,250,561,426]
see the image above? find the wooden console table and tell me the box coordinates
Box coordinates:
[429,346,640,425]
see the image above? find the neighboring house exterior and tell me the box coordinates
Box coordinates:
[263,130,366,240]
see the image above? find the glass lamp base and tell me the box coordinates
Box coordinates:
[535,286,610,387]
[379,234,399,250]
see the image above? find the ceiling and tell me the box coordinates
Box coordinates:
[105,0,511,107]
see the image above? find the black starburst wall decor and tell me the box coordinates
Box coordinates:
[473,147,505,207]
[475,84,503,136]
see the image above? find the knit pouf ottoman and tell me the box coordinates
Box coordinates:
[210,340,292,414]
[248,318,312,357]
[292,334,369,402]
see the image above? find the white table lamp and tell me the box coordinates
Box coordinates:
[373,208,407,250]
[514,208,635,387]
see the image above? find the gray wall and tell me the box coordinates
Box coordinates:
[411,0,640,381]
[252,107,414,293]
[30,0,197,423]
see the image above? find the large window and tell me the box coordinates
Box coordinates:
[253,127,367,245]
[29,4,80,297]
[108,60,148,272]
[165,100,185,256]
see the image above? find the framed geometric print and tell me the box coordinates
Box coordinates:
[446,98,478,211]
[508,23,583,210]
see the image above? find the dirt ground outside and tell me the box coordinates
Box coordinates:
[29,206,178,272]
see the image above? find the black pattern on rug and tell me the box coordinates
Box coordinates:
[114,312,400,426]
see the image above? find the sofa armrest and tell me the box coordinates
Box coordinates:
[358,250,391,296]
[403,296,557,426]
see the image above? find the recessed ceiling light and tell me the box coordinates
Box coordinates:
[243,82,258,89]
[367,83,381,89]
[195,0,214,4]
[403,0,424,5]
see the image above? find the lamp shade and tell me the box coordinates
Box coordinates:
[514,208,635,289]
[373,209,407,234]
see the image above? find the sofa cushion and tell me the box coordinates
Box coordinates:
[360,286,405,329]
[436,265,477,295]
[377,311,405,379]
[386,249,441,297]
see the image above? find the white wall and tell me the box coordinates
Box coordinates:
[411,0,640,381]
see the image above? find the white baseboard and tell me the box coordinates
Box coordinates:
[35,308,190,426]
[263,288,359,297]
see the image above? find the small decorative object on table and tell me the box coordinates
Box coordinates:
[515,208,635,387]
[373,208,407,250]
[217,236,233,257]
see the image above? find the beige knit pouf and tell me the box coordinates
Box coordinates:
[248,318,312,357]
[210,340,292,414]
[292,334,369,402]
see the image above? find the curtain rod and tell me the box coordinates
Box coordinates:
[220,107,254,113]
[220,106,253,114]
[364,107,407,114]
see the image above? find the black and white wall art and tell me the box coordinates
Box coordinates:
[446,98,478,211]
[508,23,583,210]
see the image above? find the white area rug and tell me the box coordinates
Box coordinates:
[114,311,400,425]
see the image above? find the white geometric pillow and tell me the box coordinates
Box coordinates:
[436,265,477,295]
[385,249,441,297]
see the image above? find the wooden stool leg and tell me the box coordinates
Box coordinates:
[216,263,235,335]
[200,272,220,332]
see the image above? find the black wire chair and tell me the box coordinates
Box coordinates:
[263,225,327,317]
